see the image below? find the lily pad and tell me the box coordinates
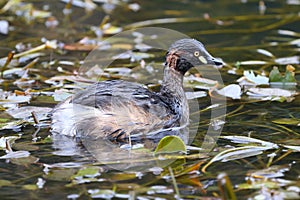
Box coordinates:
[154,135,187,154]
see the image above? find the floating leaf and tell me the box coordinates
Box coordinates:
[212,146,274,162]
[238,60,268,65]
[243,70,269,85]
[269,66,282,82]
[53,89,73,102]
[257,49,274,58]
[247,88,298,98]
[61,0,97,10]
[185,75,218,90]
[6,106,52,121]
[10,155,39,166]
[103,25,123,35]
[202,145,276,172]
[216,84,241,99]
[281,145,300,152]
[0,91,31,106]
[269,65,297,83]
[275,56,299,65]
[0,150,30,159]
[278,29,300,37]
[284,65,296,83]
[250,165,291,179]
[88,189,115,199]
[185,91,207,100]
[220,136,278,148]
[0,120,24,130]
[0,136,20,150]
[237,180,280,190]
[0,20,9,35]
[71,167,100,179]
[155,136,186,154]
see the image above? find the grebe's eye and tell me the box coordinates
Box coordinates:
[194,51,200,57]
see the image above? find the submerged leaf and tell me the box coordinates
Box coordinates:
[217,173,237,200]
[22,184,38,191]
[6,106,52,121]
[272,118,300,125]
[0,179,12,187]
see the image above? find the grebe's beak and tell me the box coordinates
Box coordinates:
[198,50,224,68]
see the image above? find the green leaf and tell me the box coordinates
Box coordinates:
[71,167,100,179]
[22,184,38,190]
[283,70,296,83]
[0,179,12,187]
[269,66,283,82]
[272,118,300,125]
[154,136,187,154]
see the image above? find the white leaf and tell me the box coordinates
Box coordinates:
[185,91,207,100]
[257,49,274,58]
[216,84,241,99]
[247,88,298,97]
[0,20,9,35]
[0,151,30,159]
[239,60,267,65]
[275,56,299,65]
[243,70,269,85]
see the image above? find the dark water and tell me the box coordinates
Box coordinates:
[0,0,299,199]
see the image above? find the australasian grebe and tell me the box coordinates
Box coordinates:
[51,39,223,141]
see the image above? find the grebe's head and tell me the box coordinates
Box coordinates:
[166,39,223,74]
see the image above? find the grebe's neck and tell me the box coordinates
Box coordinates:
[160,65,189,126]
[160,65,185,100]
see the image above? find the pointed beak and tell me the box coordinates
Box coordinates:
[198,49,224,67]
[197,54,224,67]
[209,56,224,67]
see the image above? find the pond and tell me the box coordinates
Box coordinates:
[0,0,299,199]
